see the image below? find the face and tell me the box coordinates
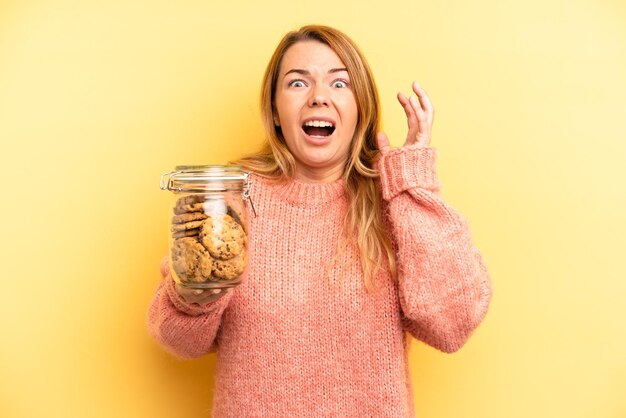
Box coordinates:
[273,40,358,182]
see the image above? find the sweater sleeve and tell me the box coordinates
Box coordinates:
[147,272,233,359]
[377,144,493,353]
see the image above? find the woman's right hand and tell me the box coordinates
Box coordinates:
[160,256,233,306]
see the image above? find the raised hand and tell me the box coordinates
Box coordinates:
[377,82,434,154]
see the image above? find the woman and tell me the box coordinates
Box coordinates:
[148,25,492,417]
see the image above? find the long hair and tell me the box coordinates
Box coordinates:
[238,25,397,290]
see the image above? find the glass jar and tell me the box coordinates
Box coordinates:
[160,165,251,289]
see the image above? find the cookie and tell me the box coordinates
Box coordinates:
[192,255,214,283]
[175,194,206,206]
[220,195,245,228]
[171,237,213,283]
[172,228,201,239]
[212,250,246,280]
[171,219,206,232]
[227,205,245,229]
[172,212,208,224]
[174,202,205,215]
[200,214,246,260]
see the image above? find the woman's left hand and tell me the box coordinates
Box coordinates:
[377,82,434,154]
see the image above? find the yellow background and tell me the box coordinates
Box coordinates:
[1,0,625,417]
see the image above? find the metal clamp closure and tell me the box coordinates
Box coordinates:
[159,170,181,191]
[242,172,257,217]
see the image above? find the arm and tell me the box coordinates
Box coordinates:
[147,259,233,359]
[378,144,492,353]
[377,82,492,353]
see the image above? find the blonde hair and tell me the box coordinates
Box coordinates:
[238,25,397,290]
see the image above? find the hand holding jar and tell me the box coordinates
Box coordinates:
[160,256,232,305]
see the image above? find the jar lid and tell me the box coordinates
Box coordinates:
[160,164,248,192]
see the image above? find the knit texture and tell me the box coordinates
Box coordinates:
[148,145,493,417]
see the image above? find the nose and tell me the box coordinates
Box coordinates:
[307,85,329,107]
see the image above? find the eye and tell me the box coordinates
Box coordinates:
[288,80,306,88]
[332,79,350,89]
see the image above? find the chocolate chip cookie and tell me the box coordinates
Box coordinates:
[171,237,214,283]
[212,250,246,280]
[199,214,246,260]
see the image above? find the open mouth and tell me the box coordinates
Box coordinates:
[302,120,335,137]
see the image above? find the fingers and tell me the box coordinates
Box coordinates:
[397,92,419,142]
[175,285,233,306]
[160,255,170,278]
[411,82,434,128]
[376,131,391,155]
[398,82,434,147]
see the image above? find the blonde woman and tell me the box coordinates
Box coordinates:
[149,25,493,417]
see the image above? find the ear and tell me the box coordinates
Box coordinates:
[273,114,280,127]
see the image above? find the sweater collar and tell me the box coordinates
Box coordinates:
[251,173,346,207]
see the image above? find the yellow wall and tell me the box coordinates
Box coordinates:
[1,0,625,417]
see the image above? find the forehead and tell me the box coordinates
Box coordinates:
[279,40,346,74]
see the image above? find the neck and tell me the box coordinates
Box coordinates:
[294,163,344,183]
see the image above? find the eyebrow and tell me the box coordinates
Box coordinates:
[283,68,348,78]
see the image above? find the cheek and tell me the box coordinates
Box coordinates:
[341,96,359,127]
[343,105,359,137]
[275,101,299,131]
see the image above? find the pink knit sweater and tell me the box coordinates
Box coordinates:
[148,145,492,417]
